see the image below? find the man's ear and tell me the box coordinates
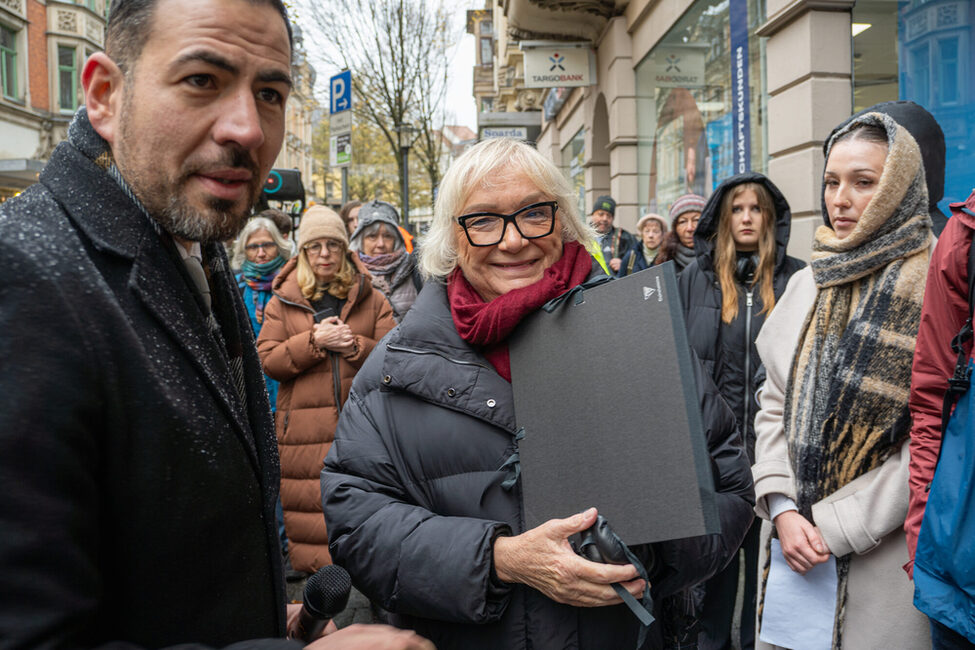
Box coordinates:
[82,52,125,147]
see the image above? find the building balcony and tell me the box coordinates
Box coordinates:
[501,0,625,42]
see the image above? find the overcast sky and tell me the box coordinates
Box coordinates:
[443,1,477,131]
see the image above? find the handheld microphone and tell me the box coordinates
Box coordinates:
[290,565,352,644]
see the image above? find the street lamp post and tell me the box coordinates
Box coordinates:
[396,123,416,233]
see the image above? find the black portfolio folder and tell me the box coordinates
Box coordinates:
[509,263,719,545]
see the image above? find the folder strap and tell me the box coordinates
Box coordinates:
[616,539,655,649]
[541,274,614,313]
[499,427,526,490]
[577,517,655,648]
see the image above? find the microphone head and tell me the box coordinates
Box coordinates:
[303,565,352,619]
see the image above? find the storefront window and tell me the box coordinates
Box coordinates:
[635,0,767,214]
[561,128,585,219]
[852,0,974,208]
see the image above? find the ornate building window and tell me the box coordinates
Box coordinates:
[0,24,16,99]
[58,45,77,112]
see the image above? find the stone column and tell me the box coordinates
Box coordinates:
[596,16,641,233]
[759,0,854,261]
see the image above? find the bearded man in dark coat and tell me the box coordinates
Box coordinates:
[0,1,430,649]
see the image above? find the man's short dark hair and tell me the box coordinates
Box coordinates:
[106,0,293,74]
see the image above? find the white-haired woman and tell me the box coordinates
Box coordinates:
[350,200,422,322]
[322,137,754,649]
[233,216,292,410]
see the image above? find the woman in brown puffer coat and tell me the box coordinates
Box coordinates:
[258,206,396,573]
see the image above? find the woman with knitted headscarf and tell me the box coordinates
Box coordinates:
[752,113,933,649]
[657,193,706,274]
[350,200,423,322]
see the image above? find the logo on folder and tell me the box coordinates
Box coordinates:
[643,277,664,302]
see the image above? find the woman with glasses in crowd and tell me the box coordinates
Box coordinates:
[752,113,932,649]
[677,173,804,649]
[616,213,668,278]
[321,137,754,649]
[257,206,395,575]
[350,200,423,322]
[233,214,293,412]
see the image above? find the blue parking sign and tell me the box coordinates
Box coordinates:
[330,70,352,115]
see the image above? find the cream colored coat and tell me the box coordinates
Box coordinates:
[752,266,929,650]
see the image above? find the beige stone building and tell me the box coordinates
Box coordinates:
[1,3,322,207]
[273,25,322,205]
[0,0,110,202]
[474,0,975,261]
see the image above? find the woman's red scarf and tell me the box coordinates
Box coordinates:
[447,240,594,381]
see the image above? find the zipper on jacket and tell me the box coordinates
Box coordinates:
[386,343,492,371]
[331,352,343,414]
[744,289,754,437]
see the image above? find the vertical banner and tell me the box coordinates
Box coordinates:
[729,0,751,174]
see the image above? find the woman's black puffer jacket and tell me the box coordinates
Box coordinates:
[322,275,755,650]
[677,172,805,463]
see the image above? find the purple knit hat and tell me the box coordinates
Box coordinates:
[668,194,707,221]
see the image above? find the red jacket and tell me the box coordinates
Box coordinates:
[906,189,975,576]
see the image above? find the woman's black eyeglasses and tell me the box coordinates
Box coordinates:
[456,201,558,247]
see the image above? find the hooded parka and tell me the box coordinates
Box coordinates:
[257,254,395,572]
[678,173,805,463]
[321,278,755,650]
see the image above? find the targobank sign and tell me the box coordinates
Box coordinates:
[522,44,595,89]
[648,46,706,88]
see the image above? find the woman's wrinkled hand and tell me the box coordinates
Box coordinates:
[774,510,831,574]
[313,317,356,355]
[492,507,647,607]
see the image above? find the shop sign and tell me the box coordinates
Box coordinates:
[523,45,595,89]
[330,133,351,167]
[649,46,707,88]
[482,126,529,139]
[729,0,751,173]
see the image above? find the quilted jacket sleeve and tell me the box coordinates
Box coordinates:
[322,387,513,624]
[257,296,323,381]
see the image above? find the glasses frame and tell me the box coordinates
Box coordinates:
[456,201,558,247]
[244,241,279,252]
[302,240,344,256]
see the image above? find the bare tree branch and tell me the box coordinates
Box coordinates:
[299,0,456,219]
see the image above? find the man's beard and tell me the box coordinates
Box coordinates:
[134,146,260,243]
[155,181,252,243]
[115,127,260,243]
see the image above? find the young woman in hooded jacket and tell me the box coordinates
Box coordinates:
[677,172,804,650]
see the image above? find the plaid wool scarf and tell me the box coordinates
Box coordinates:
[759,113,933,648]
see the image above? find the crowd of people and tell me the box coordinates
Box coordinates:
[1,0,974,649]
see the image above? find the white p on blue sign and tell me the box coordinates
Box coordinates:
[330,70,352,115]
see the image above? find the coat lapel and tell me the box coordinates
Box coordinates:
[129,236,260,470]
[42,141,261,475]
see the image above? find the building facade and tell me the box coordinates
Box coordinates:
[1,0,109,202]
[273,24,322,205]
[477,0,975,260]
[1,2,322,207]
